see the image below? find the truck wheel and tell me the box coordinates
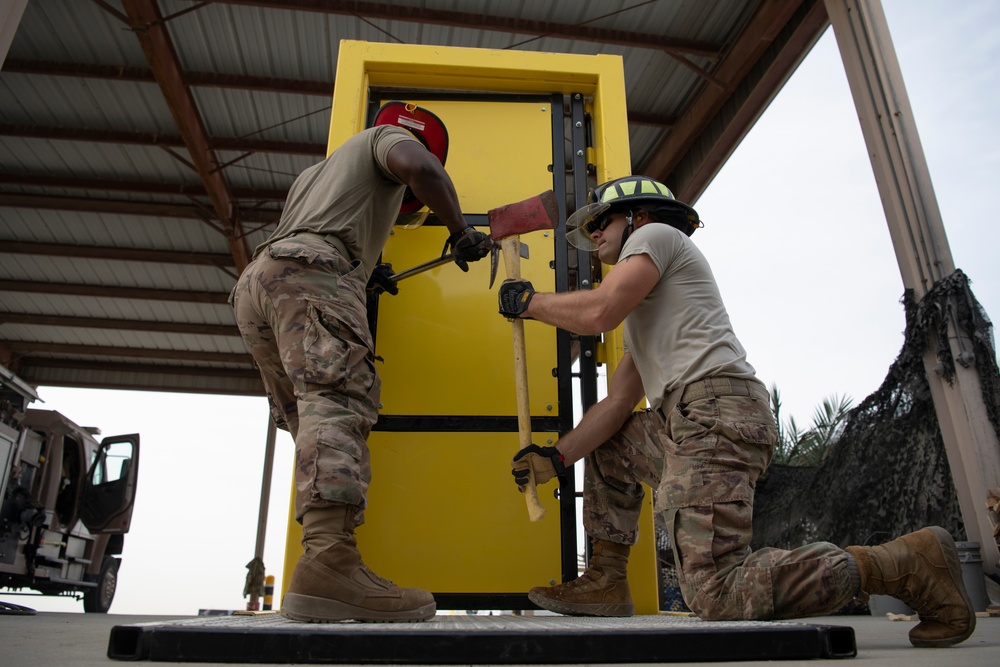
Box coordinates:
[83,556,121,613]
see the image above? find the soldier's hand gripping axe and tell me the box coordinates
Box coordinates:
[488,190,560,521]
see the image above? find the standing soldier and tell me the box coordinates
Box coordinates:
[232,102,491,623]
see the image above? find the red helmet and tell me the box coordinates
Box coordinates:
[373,101,449,218]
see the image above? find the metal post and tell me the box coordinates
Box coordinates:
[825,0,1000,574]
[255,418,277,562]
[246,417,277,610]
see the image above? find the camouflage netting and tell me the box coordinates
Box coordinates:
[656,269,1000,611]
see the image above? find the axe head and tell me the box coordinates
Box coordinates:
[488,190,559,241]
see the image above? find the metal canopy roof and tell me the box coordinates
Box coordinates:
[0,0,829,396]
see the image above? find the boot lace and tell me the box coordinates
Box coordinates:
[561,567,606,591]
[361,564,395,588]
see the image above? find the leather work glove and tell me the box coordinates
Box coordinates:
[498,279,535,319]
[366,263,399,296]
[444,226,491,271]
[511,444,566,492]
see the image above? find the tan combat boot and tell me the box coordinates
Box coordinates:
[280,504,435,623]
[846,526,975,648]
[528,539,634,617]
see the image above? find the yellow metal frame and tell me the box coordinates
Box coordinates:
[327,40,629,189]
[283,39,660,615]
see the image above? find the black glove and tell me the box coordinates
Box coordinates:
[443,226,491,272]
[366,263,399,296]
[511,444,567,492]
[498,279,535,318]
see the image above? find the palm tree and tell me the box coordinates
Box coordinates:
[770,385,853,466]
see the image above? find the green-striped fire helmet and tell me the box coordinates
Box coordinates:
[566,176,701,252]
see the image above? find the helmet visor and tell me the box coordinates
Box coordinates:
[566,201,611,251]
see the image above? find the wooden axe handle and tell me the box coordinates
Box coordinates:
[501,235,545,522]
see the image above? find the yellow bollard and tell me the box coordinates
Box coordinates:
[263,575,275,611]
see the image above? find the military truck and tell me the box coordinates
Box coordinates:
[0,364,140,613]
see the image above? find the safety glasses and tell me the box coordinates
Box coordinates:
[583,216,613,235]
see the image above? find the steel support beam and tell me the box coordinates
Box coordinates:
[0,279,230,304]
[3,340,248,364]
[4,57,679,134]
[121,0,251,272]
[669,1,829,203]
[2,57,331,95]
[0,193,280,224]
[22,356,258,379]
[639,0,808,187]
[0,123,325,157]
[826,0,1000,574]
[16,358,263,395]
[1,241,235,268]
[0,312,238,337]
[0,172,287,202]
[220,0,722,59]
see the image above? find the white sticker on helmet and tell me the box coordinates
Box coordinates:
[396,116,427,132]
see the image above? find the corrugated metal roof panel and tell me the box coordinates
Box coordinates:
[0,254,233,293]
[195,89,331,144]
[0,209,231,254]
[167,1,347,81]
[214,149,314,192]
[0,137,198,184]
[0,292,237,327]
[0,322,244,353]
[9,1,145,64]
[0,75,174,132]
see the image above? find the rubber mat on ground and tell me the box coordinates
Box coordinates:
[107,613,857,663]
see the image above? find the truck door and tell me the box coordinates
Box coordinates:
[80,434,140,534]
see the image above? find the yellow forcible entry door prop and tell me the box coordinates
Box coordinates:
[282,40,660,614]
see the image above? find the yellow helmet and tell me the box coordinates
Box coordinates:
[566,176,700,251]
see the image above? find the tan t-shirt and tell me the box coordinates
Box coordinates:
[620,223,758,412]
[256,125,418,279]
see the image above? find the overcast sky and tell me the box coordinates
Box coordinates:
[10,0,1000,615]
[697,0,1000,426]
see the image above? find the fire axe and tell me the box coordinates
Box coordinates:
[488,191,560,521]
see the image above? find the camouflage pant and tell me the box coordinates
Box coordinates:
[231,233,378,521]
[585,377,855,620]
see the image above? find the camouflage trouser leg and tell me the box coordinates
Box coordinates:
[658,385,855,620]
[231,235,378,521]
[583,410,666,545]
[583,380,856,620]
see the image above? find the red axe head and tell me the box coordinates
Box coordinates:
[488,190,559,240]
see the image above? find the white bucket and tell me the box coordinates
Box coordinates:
[955,541,989,612]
